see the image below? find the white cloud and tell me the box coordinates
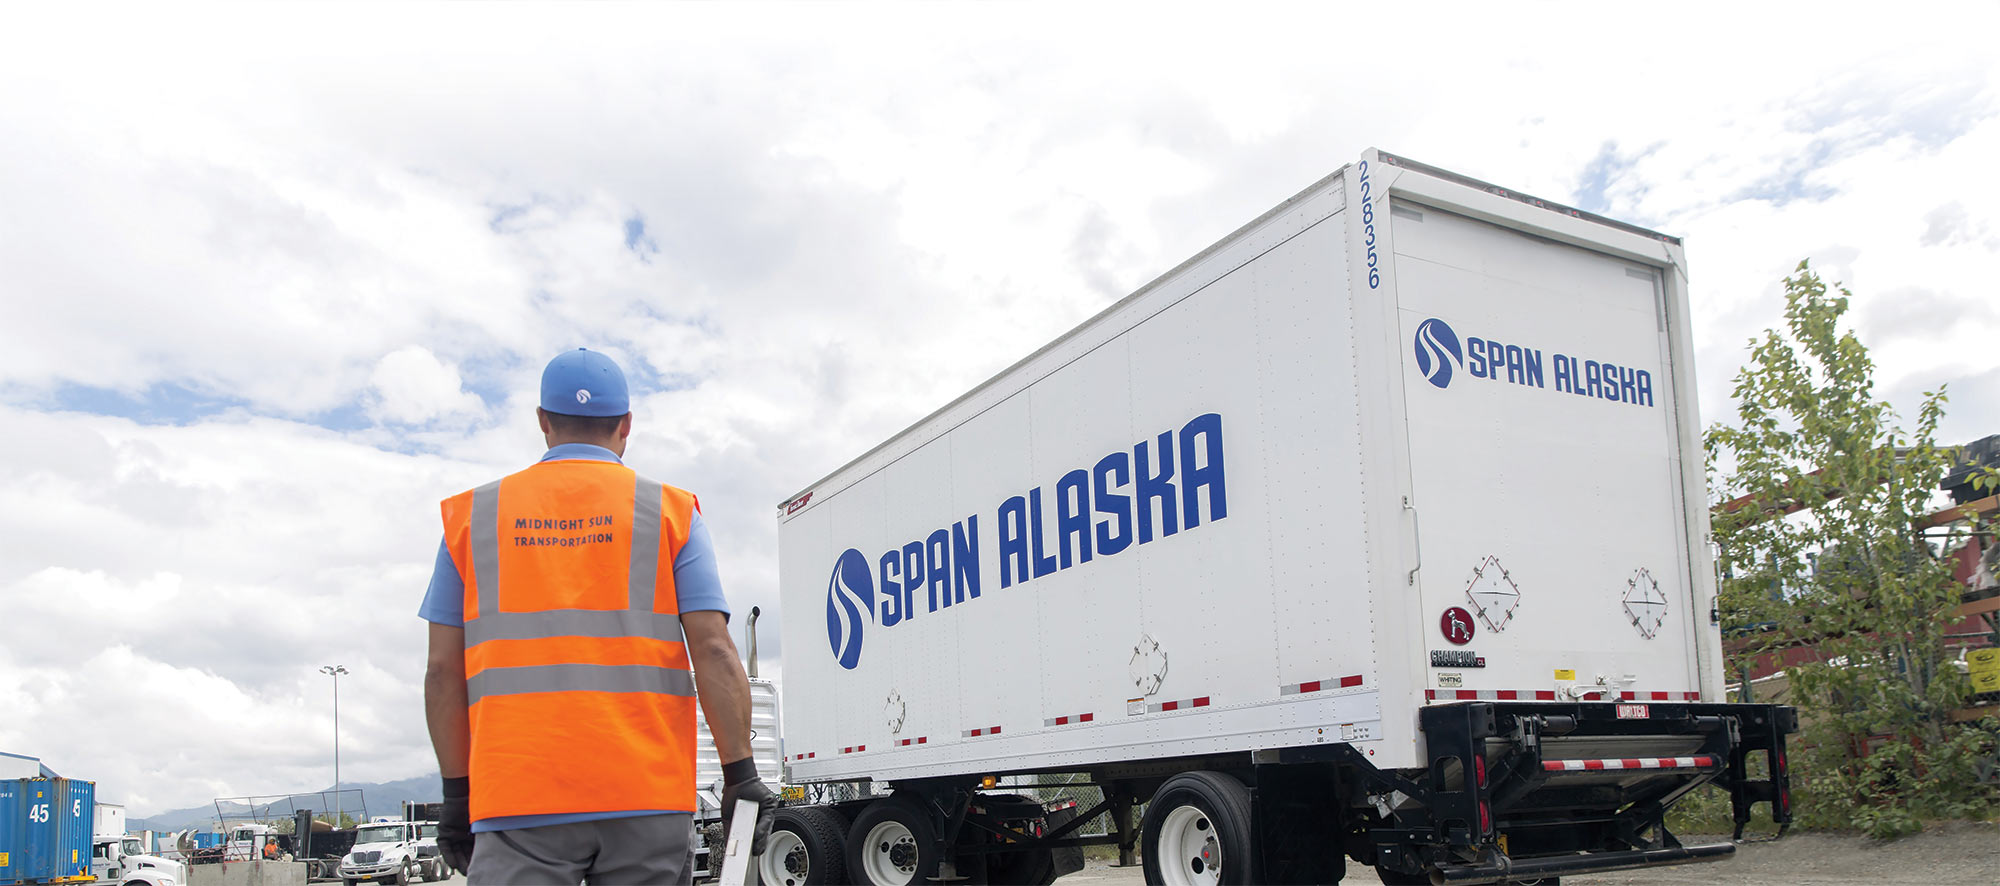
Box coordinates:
[368,346,485,425]
[1,2,1998,815]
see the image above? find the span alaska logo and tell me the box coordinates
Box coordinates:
[1409,316,1657,408]
[1413,318,1463,389]
[821,413,1230,671]
[826,548,874,670]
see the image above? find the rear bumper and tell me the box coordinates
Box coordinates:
[1274,700,1795,882]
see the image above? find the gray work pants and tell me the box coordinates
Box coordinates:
[468,813,694,885]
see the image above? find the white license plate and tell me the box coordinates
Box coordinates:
[1616,704,1649,719]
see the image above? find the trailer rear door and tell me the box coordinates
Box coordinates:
[1392,203,1701,703]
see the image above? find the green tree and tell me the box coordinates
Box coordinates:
[1707,260,1993,837]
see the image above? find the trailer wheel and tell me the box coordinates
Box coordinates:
[759,807,848,886]
[845,797,940,886]
[1141,772,1254,886]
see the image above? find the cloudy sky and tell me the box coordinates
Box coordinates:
[2,3,1996,815]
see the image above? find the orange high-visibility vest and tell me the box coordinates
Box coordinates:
[440,459,700,823]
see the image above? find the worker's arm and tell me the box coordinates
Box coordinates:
[424,622,470,778]
[683,610,753,763]
[685,609,776,854]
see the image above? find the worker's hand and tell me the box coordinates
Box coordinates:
[439,776,474,874]
[719,758,778,856]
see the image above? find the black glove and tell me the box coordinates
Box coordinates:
[439,776,474,875]
[719,758,778,856]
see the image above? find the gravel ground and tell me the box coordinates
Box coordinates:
[1064,821,2000,885]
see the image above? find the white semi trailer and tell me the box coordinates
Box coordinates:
[773,150,1794,886]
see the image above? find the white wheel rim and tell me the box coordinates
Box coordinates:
[1158,804,1222,886]
[758,829,809,886]
[860,819,920,886]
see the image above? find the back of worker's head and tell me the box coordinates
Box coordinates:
[536,348,632,452]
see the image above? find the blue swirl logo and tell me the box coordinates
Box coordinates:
[1413,318,1463,389]
[825,548,874,670]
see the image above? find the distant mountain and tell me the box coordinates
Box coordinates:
[129,775,442,834]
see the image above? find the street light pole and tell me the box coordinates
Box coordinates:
[320,665,348,827]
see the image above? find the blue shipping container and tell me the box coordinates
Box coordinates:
[0,777,94,885]
[192,832,224,849]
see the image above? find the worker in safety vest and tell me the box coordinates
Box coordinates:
[418,348,775,884]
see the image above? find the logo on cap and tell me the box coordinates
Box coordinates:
[576,389,591,405]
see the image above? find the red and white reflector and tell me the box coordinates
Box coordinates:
[1426,689,1558,701]
[841,745,867,754]
[1621,691,1702,701]
[1425,689,1701,702]
[790,752,817,761]
[1281,675,1365,695]
[1542,755,1717,773]
[964,725,1003,738]
[1148,696,1212,714]
[896,736,929,747]
[1043,712,1096,727]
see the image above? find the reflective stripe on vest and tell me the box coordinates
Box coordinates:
[461,472,691,702]
[466,662,695,704]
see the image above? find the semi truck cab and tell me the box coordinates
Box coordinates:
[91,836,186,886]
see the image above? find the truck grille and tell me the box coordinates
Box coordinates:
[352,851,380,864]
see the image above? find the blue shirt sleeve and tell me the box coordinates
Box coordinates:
[418,537,466,626]
[674,510,730,617]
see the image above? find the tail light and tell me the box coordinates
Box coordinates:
[1479,800,1492,834]
[1475,755,1487,789]
[1776,752,1788,775]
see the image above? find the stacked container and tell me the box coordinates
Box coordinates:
[0,777,95,885]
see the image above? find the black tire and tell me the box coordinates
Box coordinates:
[762,806,848,886]
[398,860,414,886]
[1141,772,1256,885]
[845,796,941,886]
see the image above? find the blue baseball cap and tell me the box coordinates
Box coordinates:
[540,348,630,417]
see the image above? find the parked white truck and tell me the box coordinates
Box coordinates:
[339,818,450,885]
[773,150,1795,885]
[90,835,186,886]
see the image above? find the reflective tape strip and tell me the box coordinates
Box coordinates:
[1542,756,1717,772]
[1424,689,1698,702]
[1282,675,1365,695]
[464,609,685,646]
[1149,696,1211,714]
[1426,689,1558,701]
[964,726,1003,738]
[897,737,929,747]
[466,663,694,704]
[1622,691,1702,701]
[628,475,664,611]
[1044,713,1096,727]
[470,480,503,618]
[842,745,867,754]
